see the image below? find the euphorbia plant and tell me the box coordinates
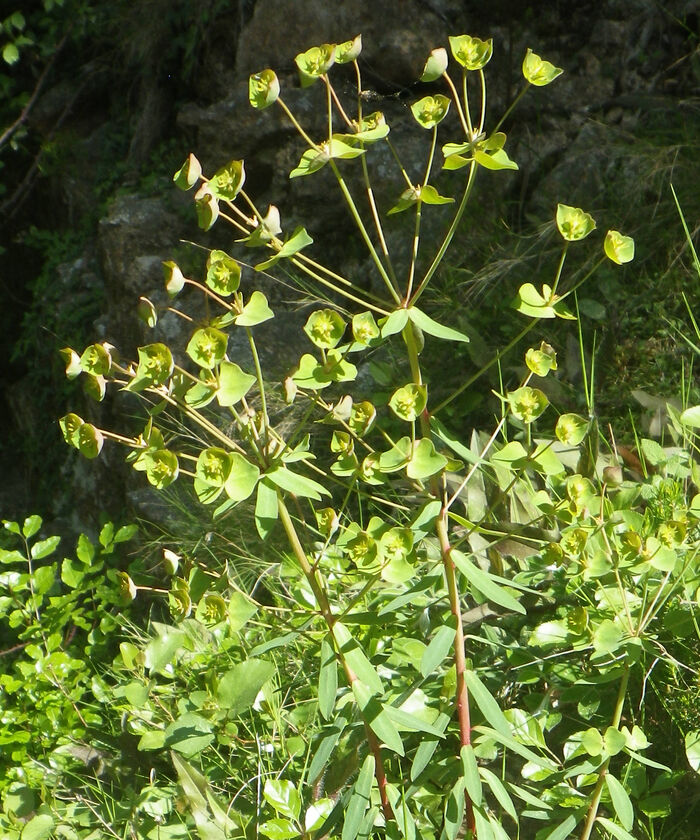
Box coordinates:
[59,32,700,840]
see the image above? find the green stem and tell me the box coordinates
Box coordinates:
[477,69,487,135]
[492,83,531,135]
[246,327,268,438]
[406,128,438,300]
[410,160,478,306]
[579,666,631,840]
[289,254,389,315]
[276,97,319,148]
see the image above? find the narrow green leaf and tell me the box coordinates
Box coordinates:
[319,635,338,720]
[464,671,512,737]
[606,774,634,831]
[596,817,636,840]
[444,779,465,840]
[255,478,278,539]
[332,622,383,694]
[383,705,446,737]
[420,616,457,676]
[452,550,525,614]
[686,730,700,773]
[352,681,404,755]
[380,309,409,338]
[542,814,578,840]
[479,767,518,823]
[473,725,557,770]
[342,755,375,840]
[461,744,482,807]
[266,466,330,501]
[408,306,469,343]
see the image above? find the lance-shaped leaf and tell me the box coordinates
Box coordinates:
[449,34,493,70]
[522,48,563,86]
[304,309,346,349]
[255,478,278,540]
[295,43,335,85]
[163,260,186,297]
[411,95,450,129]
[342,754,374,840]
[234,290,274,326]
[452,550,525,614]
[266,466,330,500]
[209,159,245,201]
[217,361,255,406]
[352,681,404,755]
[421,46,448,81]
[127,343,174,392]
[255,226,313,270]
[335,34,362,64]
[389,383,427,422]
[173,153,202,190]
[224,453,260,502]
[556,203,596,241]
[249,69,280,109]
[194,184,219,230]
[380,308,409,338]
[408,306,469,342]
[604,229,635,264]
[186,327,228,369]
[407,438,448,480]
[206,250,240,296]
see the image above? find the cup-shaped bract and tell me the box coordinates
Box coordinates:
[206,250,241,296]
[389,383,428,422]
[295,43,335,86]
[335,34,362,64]
[449,35,493,71]
[556,204,596,241]
[604,230,635,264]
[249,69,280,109]
[304,309,346,349]
[173,153,202,190]
[420,47,448,82]
[411,95,451,129]
[507,386,549,423]
[522,48,563,86]
[186,327,228,370]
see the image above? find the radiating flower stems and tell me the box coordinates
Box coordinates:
[410,160,478,307]
[406,127,438,301]
[276,495,394,822]
[579,665,630,840]
[443,71,470,137]
[328,159,402,304]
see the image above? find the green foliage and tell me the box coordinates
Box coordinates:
[48,29,700,840]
